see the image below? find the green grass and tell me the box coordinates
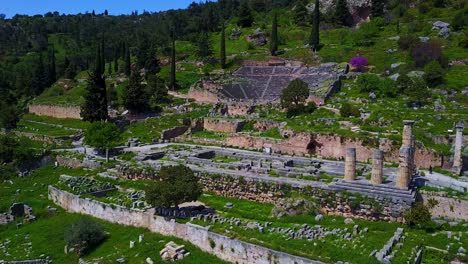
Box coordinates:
[196,194,467,264]
[0,166,227,264]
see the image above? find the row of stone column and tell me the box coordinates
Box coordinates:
[344,147,384,185]
[344,120,416,189]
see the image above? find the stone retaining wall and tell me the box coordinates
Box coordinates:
[203,118,246,133]
[48,186,321,264]
[28,104,81,119]
[422,193,468,221]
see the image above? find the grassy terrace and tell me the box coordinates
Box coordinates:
[195,194,467,264]
[0,165,227,264]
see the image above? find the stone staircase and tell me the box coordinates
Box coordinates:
[328,180,416,204]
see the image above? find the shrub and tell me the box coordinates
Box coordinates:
[356,73,380,93]
[398,34,417,50]
[403,202,434,230]
[423,61,445,87]
[418,2,432,14]
[411,41,443,67]
[340,102,360,118]
[286,102,317,118]
[64,218,106,256]
[349,56,369,71]
[404,77,430,105]
[452,6,468,31]
[378,78,398,98]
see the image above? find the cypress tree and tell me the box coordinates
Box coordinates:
[31,52,47,95]
[196,32,213,58]
[238,0,253,27]
[124,44,131,76]
[270,11,278,56]
[81,46,108,122]
[100,36,105,75]
[335,0,350,26]
[309,0,320,51]
[294,0,308,25]
[170,31,177,90]
[113,48,119,73]
[48,45,57,86]
[220,22,226,69]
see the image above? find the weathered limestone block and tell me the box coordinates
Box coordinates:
[396,146,411,189]
[344,148,356,181]
[28,104,82,119]
[402,120,414,147]
[371,149,384,185]
[453,124,464,175]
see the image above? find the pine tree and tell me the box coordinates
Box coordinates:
[238,0,253,27]
[170,31,177,90]
[335,0,350,26]
[31,53,47,95]
[309,0,320,51]
[196,32,213,58]
[48,45,57,86]
[294,0,308,25]
[124,44,131,76]
[81,46,108,122]
[220,22,226,69]
[270,11,278,56]
[371,0,385,17]
[123,68,149,113]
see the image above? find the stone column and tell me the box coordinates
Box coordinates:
[410,135,416,174]
[453,124,464,175]
[371,149,384,185]
[402,120,415,147]
[344,148,356,181]
[396,146,411,189]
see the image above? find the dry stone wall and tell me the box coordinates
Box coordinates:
[28,104,81,119]
[48,186,321,264]
[422,193,468,220]
[203,118,246,133]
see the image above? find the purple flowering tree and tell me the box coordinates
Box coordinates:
[349,56,369,71]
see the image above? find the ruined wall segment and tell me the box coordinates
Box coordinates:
[28,104,81,119]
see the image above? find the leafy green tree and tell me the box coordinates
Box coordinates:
[281,78,310,109]
[335,0,350,26]
[123,68,149,113]
[270,11,278,56]
[403,202,433,230]
[423,60,444,87]
[238,0,254,27]
[404,77,430,105]
[220,22,226,69]
[196,32,213,58]
[309,0,320,51]
[0,102,20,132]
[84,122,121,162]
[64,218,106,256]
[145,165,203,209]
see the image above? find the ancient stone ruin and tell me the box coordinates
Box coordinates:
[160,241,190,261]
[189,60,347,106]
[452,124,464,175]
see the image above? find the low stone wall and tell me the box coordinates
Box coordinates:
[187,88,220,104]
[1,260,45,264]
[48,186,321,264]
[203,118,246,133]
[224,133,444,169]
[28,104,81,119]
[161,126,189,140]
[422,193,468,221]
[253,120,281,131]
[56,155,102,169]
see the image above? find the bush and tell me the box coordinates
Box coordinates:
[418,2,432,14]
[356,74,380,93]
[64,218,106,256]
[349,56,369,71]
[340,102,360,118]
[286,103,317,118]
[378,78,398,98]
[423,61,444,87]
[411,41,443,67]
[452,6,468,31]
[398,34,417,50]
[403,202,434,230]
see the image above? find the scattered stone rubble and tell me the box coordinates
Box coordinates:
[373,227,404,263]
[0,203,36,226]
[160,241,190,261]
[59,175,116,196]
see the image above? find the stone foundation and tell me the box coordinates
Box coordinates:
[203,118,246,133]
[28,104,81,119]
